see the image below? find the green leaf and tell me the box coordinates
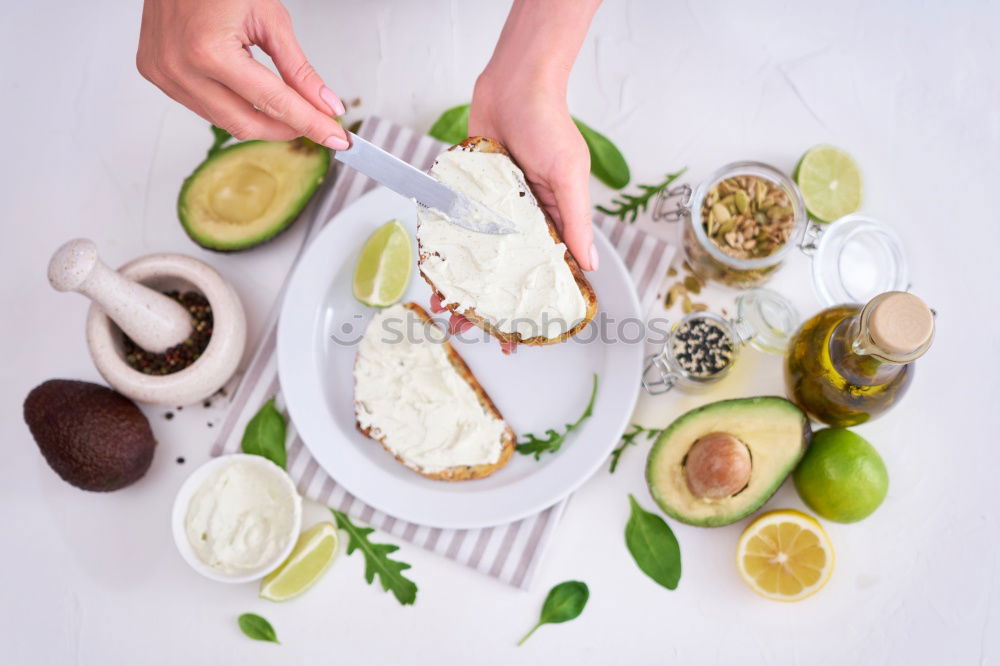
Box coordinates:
[237,613,280,644]
[573,118,630,189]
[516,374,598,460]
[609,424,663,473]
[331,509,418,605]
[428,104,470,144]
[518,580,589,646]
[625,495,681,590]
[208,125,233,157]
[596,168,688,223]
[241,399,287,469]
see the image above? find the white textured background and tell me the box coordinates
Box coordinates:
[1,1,997,664]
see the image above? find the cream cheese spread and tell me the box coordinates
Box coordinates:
[353,304,507,473]
[416,149,587,340]
[184,458,297,575]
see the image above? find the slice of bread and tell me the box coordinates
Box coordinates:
[417,137,598,346]
[353,302,516,481]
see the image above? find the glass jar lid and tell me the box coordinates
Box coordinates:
[733,289,800,354]
[808,214,908,307]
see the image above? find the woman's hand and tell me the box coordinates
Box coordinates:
[470,78,595,271]
[136,0,349,149]
[468,0,602,272]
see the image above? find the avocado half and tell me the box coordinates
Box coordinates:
[646,397,811,527]
[178,138,330,251]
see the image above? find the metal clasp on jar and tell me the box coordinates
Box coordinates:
[642,352,678,395]
[652,183,693,222]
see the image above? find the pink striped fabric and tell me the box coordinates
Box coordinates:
[211,117,675,589]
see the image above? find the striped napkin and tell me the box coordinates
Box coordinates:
[211,117,674,589]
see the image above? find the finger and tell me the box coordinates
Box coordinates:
[429,294,448,313]
[552,168,597,271]
[207,50,348,149]
[191,77,300,141]
[500,340,518,355]
[255,8,346,117]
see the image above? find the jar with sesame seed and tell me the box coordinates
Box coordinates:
[642,289,800,394]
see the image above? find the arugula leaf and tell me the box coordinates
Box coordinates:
[241,398,287,469]
[516,374,598,460]
[597,168,688,223]
[237,613,280,644]
[609,424,663,473]
[518,580,589,646]
[207,125,233,157]
[625,495,681,590]
[331,509,418,605]
[428,104,470,145]
[573,118,630,189]
[427,106,630,189]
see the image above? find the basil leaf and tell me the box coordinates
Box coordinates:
[237,613,280,644]
[428,104,470,145]
[208,125,233,157]
[517,580,589,646]
[573,118,630,189]
[241,399,287,469]
[625,494,681,590]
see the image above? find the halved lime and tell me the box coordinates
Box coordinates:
[794,145,863,223]
[260,522,339,601]
[353,220,412,307]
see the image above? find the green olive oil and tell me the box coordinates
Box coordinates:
[784,293,934,427]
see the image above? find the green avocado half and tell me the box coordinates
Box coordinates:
[178,138,330,251]
[646,397,811,527]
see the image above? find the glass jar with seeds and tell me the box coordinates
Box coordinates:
[642,289,800,394]
[673,162,807,289]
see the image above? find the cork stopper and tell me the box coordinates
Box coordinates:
[868,292,933,356]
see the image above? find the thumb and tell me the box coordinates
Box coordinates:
[256,6,346,118]
[552,168,597,271]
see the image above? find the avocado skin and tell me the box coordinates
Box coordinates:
[23,380,156,492]
[645,396,811,528]
[178,138,330,252]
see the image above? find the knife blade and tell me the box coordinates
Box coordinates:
[333,132,517,235]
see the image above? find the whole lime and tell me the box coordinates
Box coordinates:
[793,428,888,523]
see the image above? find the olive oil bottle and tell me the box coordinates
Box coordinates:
[784,292,934,427]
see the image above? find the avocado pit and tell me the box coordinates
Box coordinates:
[683,431,752,500]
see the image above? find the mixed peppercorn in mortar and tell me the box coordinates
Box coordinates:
[123,291,213,375]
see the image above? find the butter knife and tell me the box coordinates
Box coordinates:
[333,132,517,235]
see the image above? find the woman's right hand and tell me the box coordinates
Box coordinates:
[136,0,349,149]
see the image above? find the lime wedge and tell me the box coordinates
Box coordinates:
[794,145,863,223]
[353,220,412,307]
[260,522,339,602]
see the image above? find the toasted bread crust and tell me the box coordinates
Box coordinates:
[354,302,516,481]
[417,137,598,346]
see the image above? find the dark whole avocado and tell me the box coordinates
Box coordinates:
[178,138,330,252]
[23,380,156,492]
[646,396,811,527]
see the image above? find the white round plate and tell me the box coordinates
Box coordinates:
[278,186,644,529]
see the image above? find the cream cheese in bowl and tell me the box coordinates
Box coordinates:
[172,454,301,582]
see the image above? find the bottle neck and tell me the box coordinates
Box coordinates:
[829,314,904,386]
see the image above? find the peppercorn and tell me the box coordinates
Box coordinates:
[122,291,213,376]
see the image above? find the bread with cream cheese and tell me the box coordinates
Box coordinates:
[353,302,516,481]
[416,137,598,346]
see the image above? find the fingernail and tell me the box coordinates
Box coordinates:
[320,86,346,117]
[323,134,350,151]
[589,245,600,271]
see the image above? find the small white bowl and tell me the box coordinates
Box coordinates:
[171,454,302,583]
